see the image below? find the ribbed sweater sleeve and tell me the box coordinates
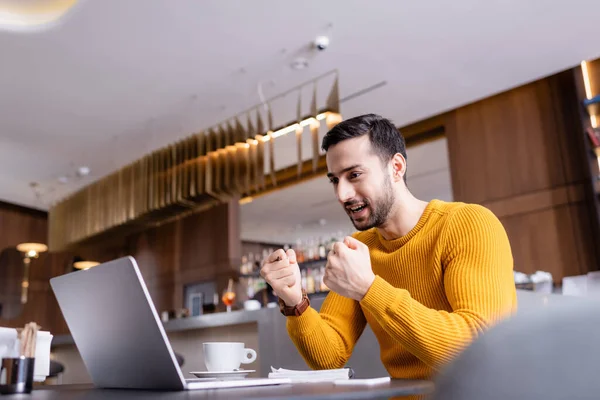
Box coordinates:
[286,291,367,370]
[359,204,516,370]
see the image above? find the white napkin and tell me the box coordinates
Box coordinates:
[268,366,352,383]
[0,327,19,359]
[0,327,53,382]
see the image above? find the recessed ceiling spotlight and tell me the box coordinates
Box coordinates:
[77,166,91,177]
[313,36,330,51]
[58,176,69,184]
[290,57,309,70]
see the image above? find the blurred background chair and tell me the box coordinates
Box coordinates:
[431,296,600,400]
[48,360,65,384]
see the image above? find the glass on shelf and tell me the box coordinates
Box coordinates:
[222,279,236,312]
[239,255,248,274]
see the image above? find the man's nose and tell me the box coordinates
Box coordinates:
[336,180,355,204]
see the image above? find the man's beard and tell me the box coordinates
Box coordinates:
[346,176,395,231]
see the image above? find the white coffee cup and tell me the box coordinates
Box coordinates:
[203,342,257,372]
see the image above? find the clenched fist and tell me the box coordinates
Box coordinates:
[324,236,375,301]
[260,249,302,307]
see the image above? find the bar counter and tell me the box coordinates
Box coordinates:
[52,306,273,346]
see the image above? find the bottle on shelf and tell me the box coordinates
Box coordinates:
[305,238,314,261]
[239,255,248,274]
[319,266,329,292]
[301,269,307,291]
[245,277,253,298]
[318,238,327,259]
[306,268,315,293]
[296,240,305,263]
[249,253,256,274]
[314,267,322,292]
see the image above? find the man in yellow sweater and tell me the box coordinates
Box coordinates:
[260,113,517,379]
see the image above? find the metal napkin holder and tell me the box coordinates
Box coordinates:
[0,356,35,395]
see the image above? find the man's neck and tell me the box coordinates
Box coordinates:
[376,194,430,241]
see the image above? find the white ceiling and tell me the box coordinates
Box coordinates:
[1,0,600,211]
[240,137,453,245]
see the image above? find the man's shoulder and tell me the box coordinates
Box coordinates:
[433,200,498,222]
[435,200,505,239]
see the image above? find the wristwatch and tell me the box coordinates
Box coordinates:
[279,289,310,317]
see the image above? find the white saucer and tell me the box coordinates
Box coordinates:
[189,370,255,380]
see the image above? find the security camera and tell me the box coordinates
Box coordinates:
[313,36,330,51]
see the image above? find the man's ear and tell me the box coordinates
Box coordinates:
[390,153,406,183]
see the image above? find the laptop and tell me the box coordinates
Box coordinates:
[50,256,290,391]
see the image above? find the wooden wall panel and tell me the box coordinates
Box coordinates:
[500,204,590,279]
[0,203,72,335]
[0,202,47,249]
[447,75,585,204]
[77,200,241,314]
[0,248,24,319]
[0,197,241,336]
[444,70,599,282]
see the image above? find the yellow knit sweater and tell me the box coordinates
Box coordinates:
[286,199,517,379]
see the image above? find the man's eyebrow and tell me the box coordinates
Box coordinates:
[326,164,362,178]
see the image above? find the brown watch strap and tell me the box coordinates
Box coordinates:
[279,289,310,317]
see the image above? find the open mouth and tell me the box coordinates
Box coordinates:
[346,203,368,218]
[348,204,366,214]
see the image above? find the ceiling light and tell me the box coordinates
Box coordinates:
[77,166,91,176]
[581,60,598,129]
[239,196,253,205]
[313,36,330,51]
[582,61,593,100]
[262,111,341,141]
[0,0,79,31]
[74,261,99,270]
[58,176,69,184]
[16,242,48,257]
[16,242,47,305]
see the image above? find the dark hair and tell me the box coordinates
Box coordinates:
[322,113,407,179]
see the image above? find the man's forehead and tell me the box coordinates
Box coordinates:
[325,136,379,174]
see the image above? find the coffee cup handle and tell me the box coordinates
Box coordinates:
[242,348,257,364]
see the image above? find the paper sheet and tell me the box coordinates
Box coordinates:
[334,377,391,386]
[268,366,352,383]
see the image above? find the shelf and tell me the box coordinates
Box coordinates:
[239,273,259,278]
[308,291,329,298]
[297,257,328,268]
